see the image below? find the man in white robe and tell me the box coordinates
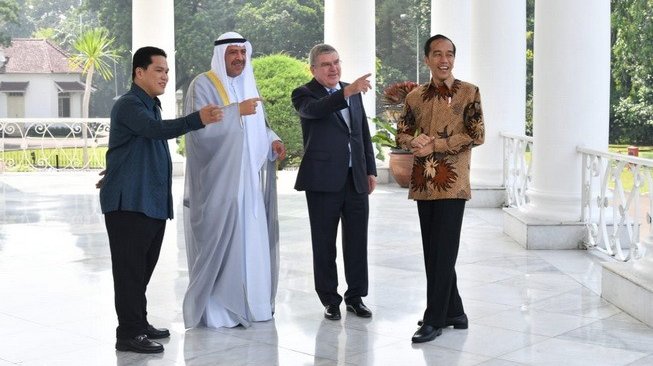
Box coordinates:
[182,32,286,328]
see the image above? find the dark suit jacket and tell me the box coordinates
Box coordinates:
[100,84,204,220]
[292,78,377,193]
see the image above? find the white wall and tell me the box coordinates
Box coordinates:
[0,73,83,118]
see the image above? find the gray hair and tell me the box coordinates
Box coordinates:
[309,44,338,66]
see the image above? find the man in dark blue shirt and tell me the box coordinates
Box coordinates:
[99,46,222,354]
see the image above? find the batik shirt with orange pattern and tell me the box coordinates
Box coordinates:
[396,76,484,201]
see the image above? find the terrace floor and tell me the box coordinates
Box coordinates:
[1,172,652,365]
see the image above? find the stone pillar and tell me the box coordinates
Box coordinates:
[430,0,471,81]
[470,0,526,198]
[132,0,184,175]
[503,0,610,249]
[324,0,376,117]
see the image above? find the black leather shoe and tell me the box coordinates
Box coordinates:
[324,305,341,320]
[446,314,468,329]
[145,324,170,339]
[411,325,442,343]
[418,314,468,329]
[346,302,372,318]
[115,335,164,353]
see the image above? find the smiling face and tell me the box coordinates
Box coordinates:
[225,45,247,77]
[134,55,168,97]
[310,51,341,88]
[424,38,455,84]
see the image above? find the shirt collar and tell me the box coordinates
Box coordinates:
[130,83,161,110]
[431,75,455,90]
[324,83,341,93]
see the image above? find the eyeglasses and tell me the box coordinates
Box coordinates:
[315,59,342,69]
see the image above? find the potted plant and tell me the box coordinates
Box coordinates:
[372,81,419,188]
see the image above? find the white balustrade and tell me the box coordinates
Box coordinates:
[579,146,653,261]
[502,132,533,209]
[0,118,110,171]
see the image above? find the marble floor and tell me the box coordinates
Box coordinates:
[1,171,653,366]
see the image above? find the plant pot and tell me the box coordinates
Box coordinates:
[389,150,414,188]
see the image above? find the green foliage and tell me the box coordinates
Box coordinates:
[69,27,120,121]
[0,0,19,46]
[237,0,323,58]
[370,116,396,160]
[375,58,408,112]
[376,0,430,84]
[32,27,56,40]
[609,0,653,144]
[69,27,119,80]
[611,97,653,145]
[252,54,312,167]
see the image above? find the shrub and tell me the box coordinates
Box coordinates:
[253,54,312,168]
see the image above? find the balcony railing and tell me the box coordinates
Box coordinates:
[579,147,653,261]
[0,118,110,171]
[502,134,652,262]
[502,133,533,209]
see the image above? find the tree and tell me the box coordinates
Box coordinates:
[69,27,119,165]
[252,54,312,167]
[610,0,653,145]
[236,0,323,59]
[0,0,19,46]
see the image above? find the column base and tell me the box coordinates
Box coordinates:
[469,186,505,208]
[376,166,392,185]
[169,140,184,177]
[602,261,653,327]
[503,207,585,249]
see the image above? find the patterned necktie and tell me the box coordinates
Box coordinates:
[328,88,337,95]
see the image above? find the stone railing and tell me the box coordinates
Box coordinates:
[502,133,533,209]
[579,147,653,261]
[0,118,110,171]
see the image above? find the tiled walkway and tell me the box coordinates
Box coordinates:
[1,172,652,365]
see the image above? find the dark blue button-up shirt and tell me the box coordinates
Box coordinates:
[100,83,204,220]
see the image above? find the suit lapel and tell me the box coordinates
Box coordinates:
[308,79,349,131]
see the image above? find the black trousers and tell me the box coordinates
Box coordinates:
[417,199,466,327]
[105,211,166,339]
[305,170,369,306]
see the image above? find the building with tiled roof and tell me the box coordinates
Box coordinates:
[0,38,87,118]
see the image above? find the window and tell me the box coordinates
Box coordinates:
[58,92,71,117]
[7,92,25,118]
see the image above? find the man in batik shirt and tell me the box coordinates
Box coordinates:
[396,34,484,343]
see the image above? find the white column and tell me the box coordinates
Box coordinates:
[430,0,471,81]
[470,0,526,187]
[522,0,610,221]
[132,0,176,118]
[324,0,376,116]
[132,0,184,174]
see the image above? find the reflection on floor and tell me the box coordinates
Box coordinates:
[1,172,653,366]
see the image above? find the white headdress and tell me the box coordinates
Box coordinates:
[212,32,269,215]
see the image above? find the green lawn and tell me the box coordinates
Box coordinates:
[607,145,651,193]
[1,147,107,171]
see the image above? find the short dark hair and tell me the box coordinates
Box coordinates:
[424,34,456,57]
[131,46,167,80]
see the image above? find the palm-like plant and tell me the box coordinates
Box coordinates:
[69,27,119,166]
[372,81,419,160]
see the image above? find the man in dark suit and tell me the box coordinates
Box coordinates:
[291,44,377,320]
